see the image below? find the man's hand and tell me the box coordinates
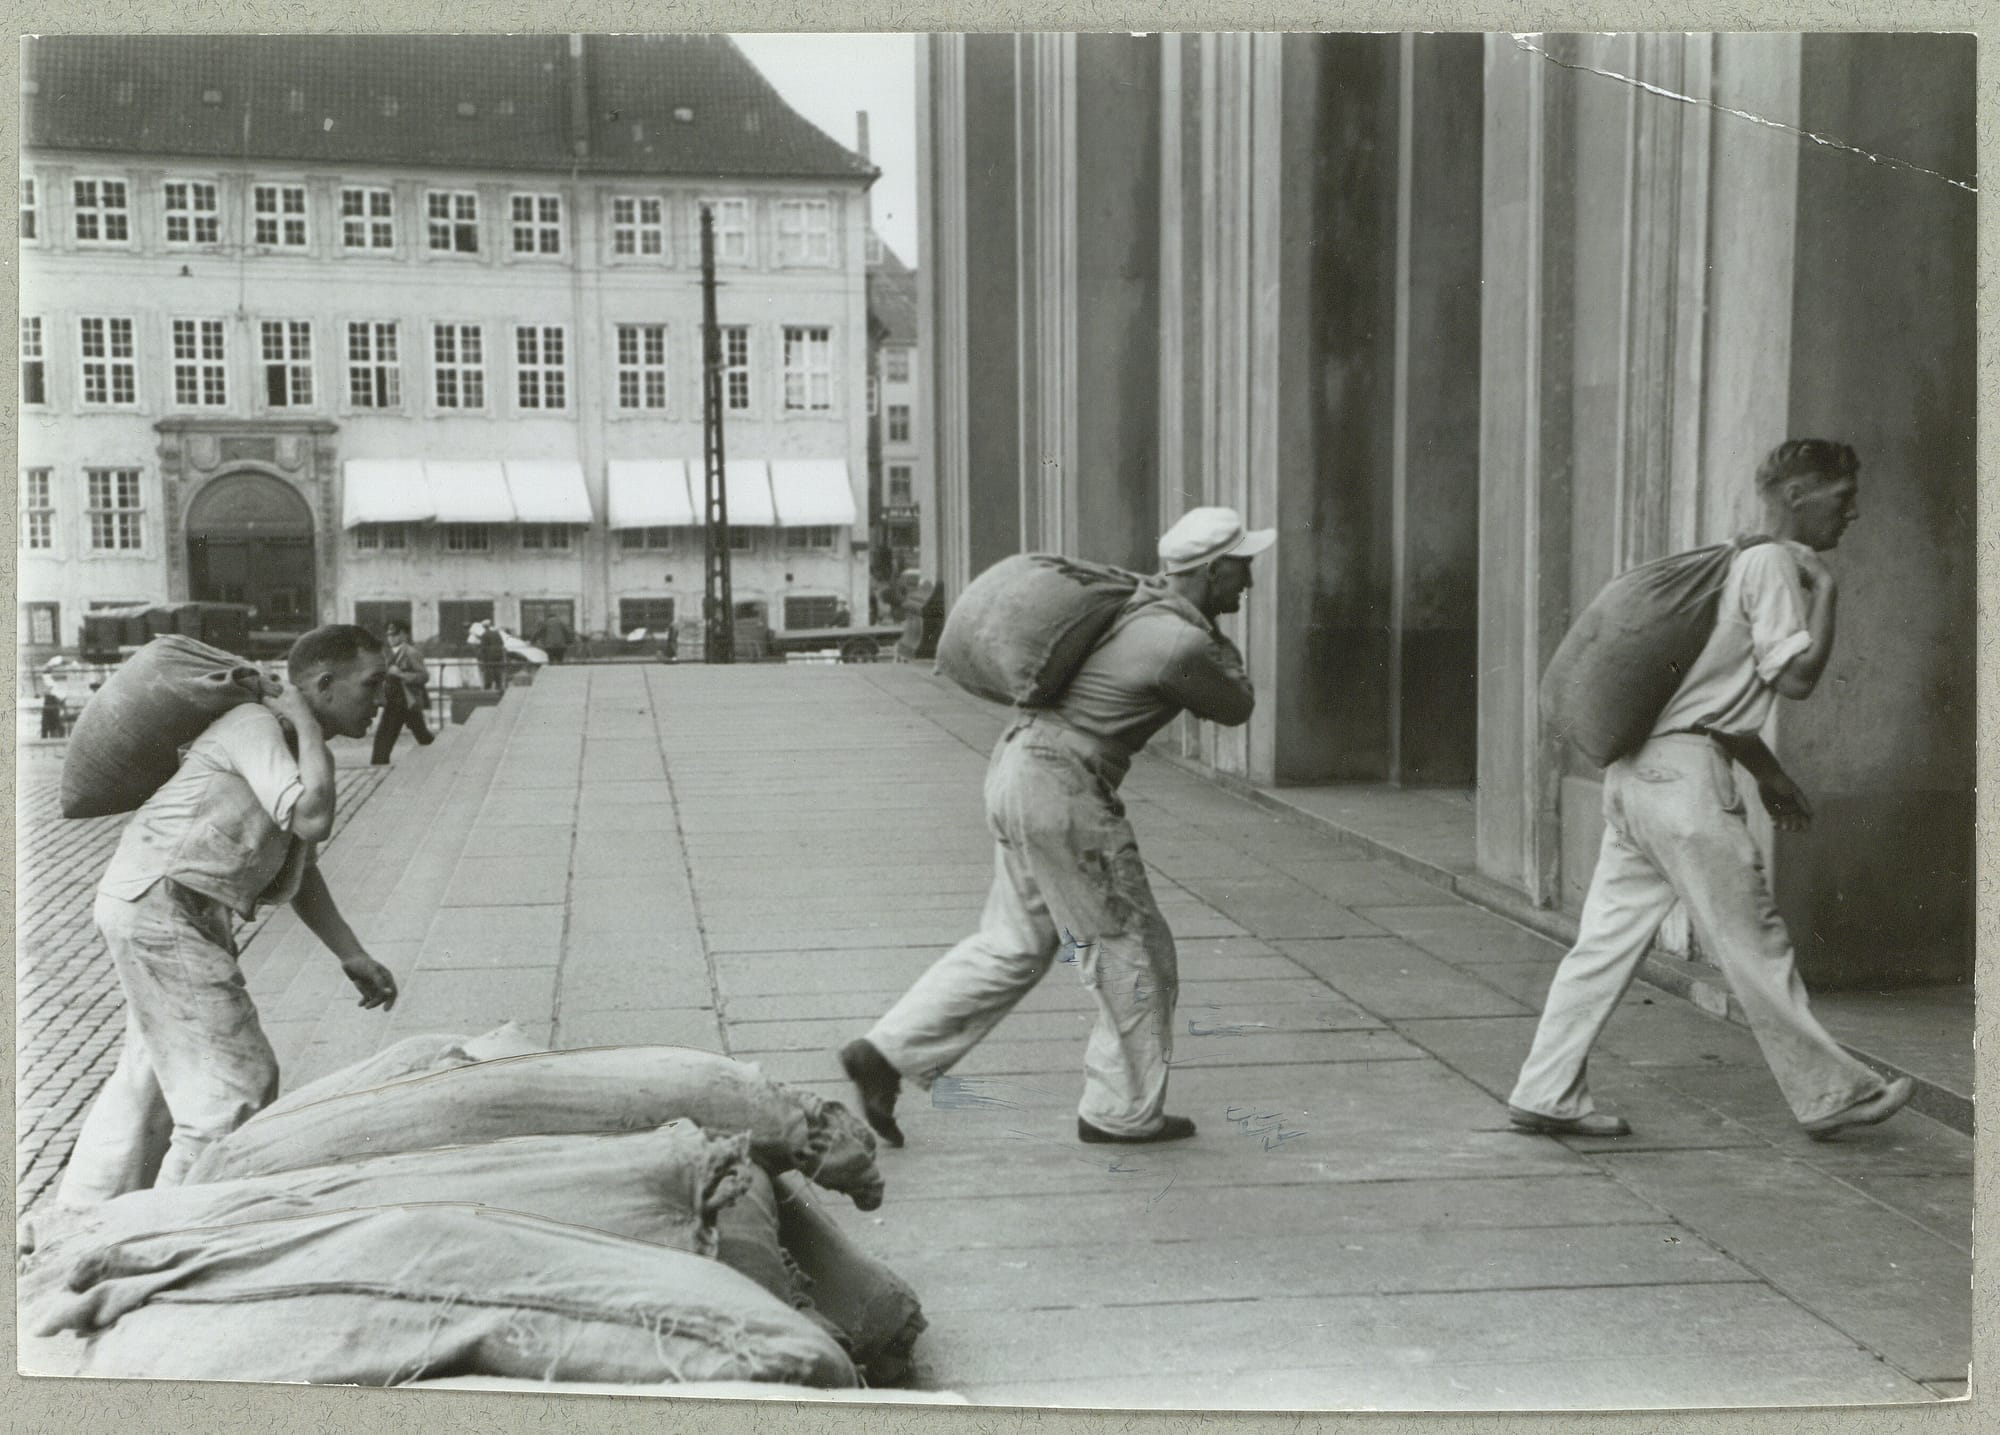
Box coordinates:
[1757,770,1814,833]
[341,954,399,1010]
[262,683,322,735]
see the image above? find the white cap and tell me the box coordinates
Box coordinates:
[1158,507,1277,574]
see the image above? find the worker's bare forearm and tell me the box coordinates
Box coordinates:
[291,865,367,965]
[1776,581,1838,699]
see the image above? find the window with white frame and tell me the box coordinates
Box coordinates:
[78,317,138,406]
[426,190,480,253]
[163,180,220,245]
[615,324,667,411]
[260,320,314,407]
[865,229,882,265]
[722,325,751,411]
[432,323,485,409]
[887,403,911,443]
[510,193,563,255]
[612,195,665,256]
[618,527,674,551]
[887,464,914,506]
[441,523,491,553]
[353,523,408,552]
[73,178,130,243]
[786,526,838,551]
[340,187,395,250]
[707,198,750,263]
[25,602,59,646]
[171,319,228,407]
[515,325,567,410]
[22,467,54,550]
[883,348,910,383]
[21,317,46,406]
[782,326,833,412]
[775,198,833,265]
[20,174,37,241]
[519,524,573,552]
[252,183,309,248]
[347,321,401,409]
[85,468,144,551]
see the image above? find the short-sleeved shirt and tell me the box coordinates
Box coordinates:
[1052,584,1256,757]
[1653,540,1817,740]
[100,703,314,915]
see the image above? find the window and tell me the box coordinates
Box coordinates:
[519,524,573,552]
[260,320,314,407]
[775,199,833,264]
[21,174,36,241]
[426,190,479,253]
[21,317,46,406]
[163,180,220,245]
[85,468,144,551]
[441,524,491,553]
[619,597,676,633]
[171,319,228,407]
[786,526,839,551]
[887,404,911,443]
[252,183,309,248]
[866,376,878,416]
[73,178,130,243]
[353,600,413,639]
[515,325,567,410]
[352,523,407,552]
[785,595,842,628]
[883,348,910,383]
[612,195,665,256]
[707,197,750,263]
[722,325,751,411]
[340,187,395,249]
[432,323,485,409]
[79,317,138,406]
[728,526,756,552]
[865,229,883,265]
[25,602,60,646]
[510,193,563,255]
[347,321,401,409]
[782,326,833,412]
[887,464,914,506]
[520,599,576,636]
[618,526,674,551]
[22,467,54,550]
[615,324,667,410]
[438,600,496,648]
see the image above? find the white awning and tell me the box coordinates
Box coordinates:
[425,461,516,524]
[768,459,858,527]
[606,460,696,529]
[722,458,777,527]
[342,461,435,528]
[504,461,593,524]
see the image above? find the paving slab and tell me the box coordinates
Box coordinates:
[1350,901,1569,964]
[1276,938,1531,1019]
[554,1006,725,1050]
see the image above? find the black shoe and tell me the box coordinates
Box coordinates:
[1078,1115,1196,1144]
[839,1038,905,1148]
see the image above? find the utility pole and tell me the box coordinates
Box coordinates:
[700,204,735,664]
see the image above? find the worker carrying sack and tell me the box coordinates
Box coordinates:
[1541,535,1774,768]
[187,1045,887,1211]
[62,635,272,819]
[934,553,1144,707]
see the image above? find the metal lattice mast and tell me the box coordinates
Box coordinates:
[700,204,735,664]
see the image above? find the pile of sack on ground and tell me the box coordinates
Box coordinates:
[19,1029,928,1393]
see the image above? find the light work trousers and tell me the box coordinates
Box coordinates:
[58,882,280,1205]
[1510,734,1884,1126]
[867,715,1179,1136]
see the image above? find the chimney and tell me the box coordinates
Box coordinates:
[569,34,589,159]
[856,109,870,161]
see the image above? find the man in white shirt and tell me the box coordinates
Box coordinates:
[59,624,400,1204]
[1508,440,1912,1141]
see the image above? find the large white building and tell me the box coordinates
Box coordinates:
[18,34,878,658]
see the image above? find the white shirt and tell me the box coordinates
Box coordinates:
[1653,541,1817,740]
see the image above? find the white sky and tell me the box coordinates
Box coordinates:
[730,32,921,268]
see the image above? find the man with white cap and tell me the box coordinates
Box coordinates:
[841,507,1274,1147]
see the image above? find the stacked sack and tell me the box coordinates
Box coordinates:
[19,1032,927,1391]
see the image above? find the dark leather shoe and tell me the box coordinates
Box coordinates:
[1078,1114,1196,1144]
[1508,1106,1632,1137]
[838,1039,904,1148]
[1803,1076,1914,1140]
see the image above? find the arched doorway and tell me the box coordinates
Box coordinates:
[186,471,317,641]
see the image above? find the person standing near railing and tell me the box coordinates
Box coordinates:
[370,620,436,765]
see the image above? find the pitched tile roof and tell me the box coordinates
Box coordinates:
[868,254,919,346]
[23,33,878,184]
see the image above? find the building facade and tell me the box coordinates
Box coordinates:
[19,34,878,658]
[917,32,1976,990]
[867,239,923,588]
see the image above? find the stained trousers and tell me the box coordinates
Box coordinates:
[1509,734,1885,1126]
[867,716,1179,1136]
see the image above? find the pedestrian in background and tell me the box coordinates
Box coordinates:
[40,687,65,739]
[59,624,400,1205]
[1508,440,1912,1142]
[531,612,574,665]
[842,508,1272,1149]
[370,619,435,765]
[474,621,507,692]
